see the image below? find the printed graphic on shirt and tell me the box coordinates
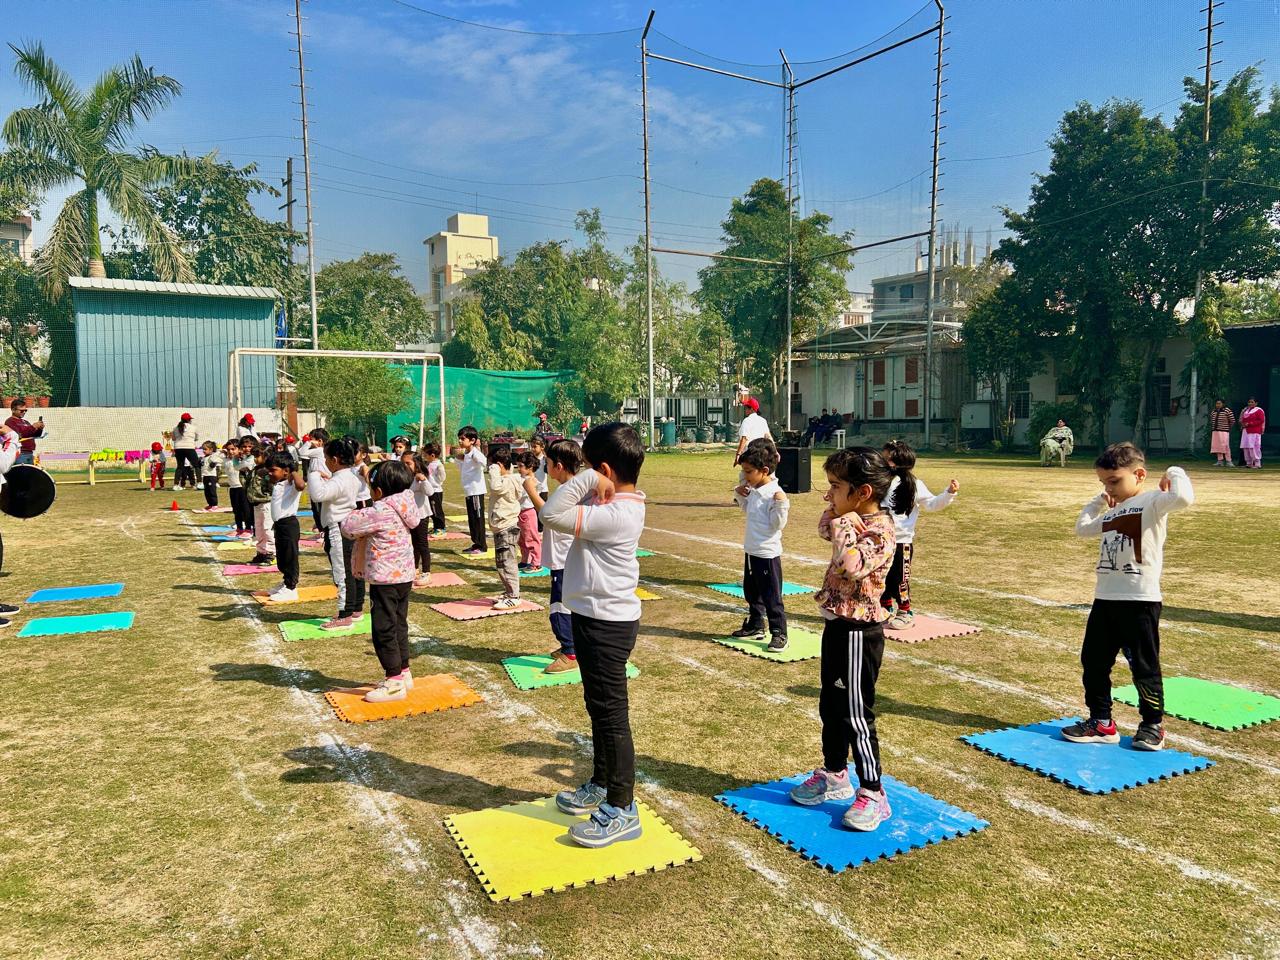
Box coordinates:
[1098,508,1144,573]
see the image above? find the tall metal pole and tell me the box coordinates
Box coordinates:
[922,1,945,449]
[641,11,656,450]
[1189,0,1220,453]
[294,0,319,351]
[782,51,795,433]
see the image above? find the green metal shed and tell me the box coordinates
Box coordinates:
[69,276,280,407]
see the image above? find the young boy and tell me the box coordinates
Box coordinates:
[424,443,447,535]
[199,441,223,511]
[731,438,791,651]
[1063,442,1194,751]
[223,440,251,536]
[529,436,550,530]
[147,442,167,491]
[486,448,524,609]
[453,426,488,555]
[244,442,276,565]
[265,452,306,602]
[541,423,647,848]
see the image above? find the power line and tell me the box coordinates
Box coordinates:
[385,0,636,39]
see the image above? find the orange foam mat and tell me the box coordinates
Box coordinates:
[324,673,482,723]
[414,572,467,588]
[251,584,339,605]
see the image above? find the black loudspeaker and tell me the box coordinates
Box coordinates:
[775,447,810,494]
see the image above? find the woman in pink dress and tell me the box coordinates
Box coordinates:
[1240,397,1266,469]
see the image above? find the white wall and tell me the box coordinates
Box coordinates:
[30,407,319,456]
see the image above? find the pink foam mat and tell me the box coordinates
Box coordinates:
[886,614,981,644]
[222,563,279,576]
[414,572,467,588]
[429,597,543,621]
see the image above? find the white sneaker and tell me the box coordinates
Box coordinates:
[269,586,299,603]
[492,596,522,610]
[399,669,414,689]
[364,677,407,703]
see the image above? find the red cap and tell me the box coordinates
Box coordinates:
[243,413,255,425]
[302,434,310,442]
[285,435,295,443]
[180,412,192,421]
[743,397,759,412]
[151,442,162,451]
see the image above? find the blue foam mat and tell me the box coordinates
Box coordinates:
[715,773,988,872]
[707,582,815,599]
[209,534,243,542]
[200,525,236,533]
[26,583,124,604]
[18,611,135,638]
[962,717,1214,794]
[518,566,550,578]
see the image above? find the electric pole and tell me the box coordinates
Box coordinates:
[1189,0,1221,453]
[293,0,319,351]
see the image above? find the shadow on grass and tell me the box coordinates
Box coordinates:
[210,661,365,693]
[409,635,513,667]
[785,684,1005,729]
[1162,605,1280,633]
[642,623,736,644]
[280,744,544,809]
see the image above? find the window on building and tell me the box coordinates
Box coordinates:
[431,270,444,304]
[904,357,919,384]
[872,399,886,418]
[872,359,885,386]
[791,380,802,416]
[1009,380,1031,419]
[899,283,914,301]
[905,398,920,418]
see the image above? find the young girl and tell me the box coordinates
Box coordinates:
[529,436,549,530]
[340,460,421,703]
[244,442,275,565]
[221,441,249,536]
[404,449,433,586]
[199,441,223,511]
[147,442,167,491]
[514,451,543,571]
[302,429,330,533]
[305,436,366,630]
[879,439,958,630]
[790,447,897,833]
[424,443,447,535]
[265,451,306,603]
[522,439,585,674]
[354,442,373,509]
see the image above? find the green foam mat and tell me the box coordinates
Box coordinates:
[502,653,640,690]
[712,627,822,663]
[1113,676,1280,731]
[280,614,372,642]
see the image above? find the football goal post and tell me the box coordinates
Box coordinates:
[227,347,446,447]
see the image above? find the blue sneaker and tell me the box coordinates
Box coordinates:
[555,780,607,816]
[567,801,642,848]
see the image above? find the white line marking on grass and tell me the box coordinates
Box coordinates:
[189,526,541,960]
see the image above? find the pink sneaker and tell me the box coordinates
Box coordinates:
[320,615,355,631]
[788,767,854,806]
[842,787,891,831]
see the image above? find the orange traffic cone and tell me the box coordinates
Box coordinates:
[170,499,179,512]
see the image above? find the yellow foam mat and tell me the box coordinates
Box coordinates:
[634,587,662,601]
[445,797,701,902]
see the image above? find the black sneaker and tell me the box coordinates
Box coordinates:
[1060,717,1119,744]
[249,553,275,566]
[0,603,19,615]
[1132,723,1166,751]
[0,617,9,628]
[730,622,765,639]
[766,633,789,652]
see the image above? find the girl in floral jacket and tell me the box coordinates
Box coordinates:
[790,447,897,834]
[339,459,421,703]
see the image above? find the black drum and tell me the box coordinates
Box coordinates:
[1,464,57,519]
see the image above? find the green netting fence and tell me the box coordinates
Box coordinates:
[386,365,581,442]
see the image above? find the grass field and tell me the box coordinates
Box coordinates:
[1,450,1278,960]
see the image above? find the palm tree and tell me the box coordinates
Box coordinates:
[0,42,198,296]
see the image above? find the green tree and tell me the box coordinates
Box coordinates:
[441,298,534,370]
[292,330,414,441]
[0,253,67,401]
[313,253,430,348]
[0,42,201,295]
[695,178,851,419]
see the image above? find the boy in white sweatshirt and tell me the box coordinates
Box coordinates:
[540,423,647,849]
[730,438,791,651]
[304,436,366,629]
[1063,442,1194,752]
[453,426,488,555]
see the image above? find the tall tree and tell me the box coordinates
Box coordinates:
[313,253,430,348]
[0,42,200,296]
[695,178,852,419]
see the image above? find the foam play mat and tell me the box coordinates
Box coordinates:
[200,525,237,533]
[215,541,255,554]
[430,531,470,541]
[413,572,467,588]
[19,611,135,638]
[712,626,822,663]
[502,654,641,691]
[885,614,982,644]
[26,583,124,604]
[222,563,279,576]
[445,513,467,522]
[324,672,481,723]
[445,796,701,902]
[519,566,550,578]
[459,548,496,560]
[962,717,1214,794]
[190,506,233,513]
[706,582,815,599]
[251,585,338,606]
[209,534,242,542]
[635,549,654,558]
[280,613,372,642]
[429,598,543,621]
[1113,677,1280,731]
[299,537,324,549]
[635,587,662,601]
[716,773,988,872]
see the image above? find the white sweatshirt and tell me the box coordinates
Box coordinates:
[540,468,646,622]
[222,455,244,489]
[457,448,487,496]
[733,478,789,559]
[1075,467,1194,602]
[271,479,302,521]
[200,452,223,478]
[428,459,445,496]
[411,477,431,518]
[882,476,957,545]
[306,464,362,528]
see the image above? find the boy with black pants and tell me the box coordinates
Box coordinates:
[453,426,488,555]
[731,438,790,651]
[264,452,306,603]
[1063,442,1193,751]
[540,423,647,849]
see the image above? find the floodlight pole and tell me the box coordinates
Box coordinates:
[923,0,945,449]
[781,49,796,433]
[293,0,319,351]
[641,10,657,450]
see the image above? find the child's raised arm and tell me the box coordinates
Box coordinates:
[917,477,959,512]
[1153,466,1194,516]
[541,467,616,539]
[1075,491,1112,538]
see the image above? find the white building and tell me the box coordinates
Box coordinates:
[423,213,499,341]
[0,216,34,263]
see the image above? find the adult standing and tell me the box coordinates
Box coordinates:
[1240,397,1266,469]
[171,413,200,489]
[533,412,556,442]
[733,396,772,471]
[236,413,258,441]
[1209,399,1236,467]
[5,399,45,467]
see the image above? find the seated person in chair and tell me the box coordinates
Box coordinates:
[1040,419,1075,466]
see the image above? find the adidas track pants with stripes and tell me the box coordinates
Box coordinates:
[819,618,885,791]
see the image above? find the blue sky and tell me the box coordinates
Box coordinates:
[4,0,1279,295]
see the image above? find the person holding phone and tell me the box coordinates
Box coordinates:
[5,400,45,467]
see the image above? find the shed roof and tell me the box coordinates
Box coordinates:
[68,276,280,300]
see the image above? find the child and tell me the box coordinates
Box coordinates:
[199,441,223,511]
[1062,442,1194,751]
[789,447,897,833]
[879,439,959,630]
[514,451,543,571]
[404,449,433,586]
[339,460,421,703]
[244,442,275,565]
[424,442,447,535]
[486,447,524,609]
[529,436,550,530]
[305,436,366,630]
[390,435,411,458]
[265,452,306,602]
[453,426,488,555]
[302,428,330,533]
[541,423,647,848]
[522,439,586,675]
[223,440,251,536]
[147,442,167,491]
[354,442,373,509]
[731,437,791,651]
